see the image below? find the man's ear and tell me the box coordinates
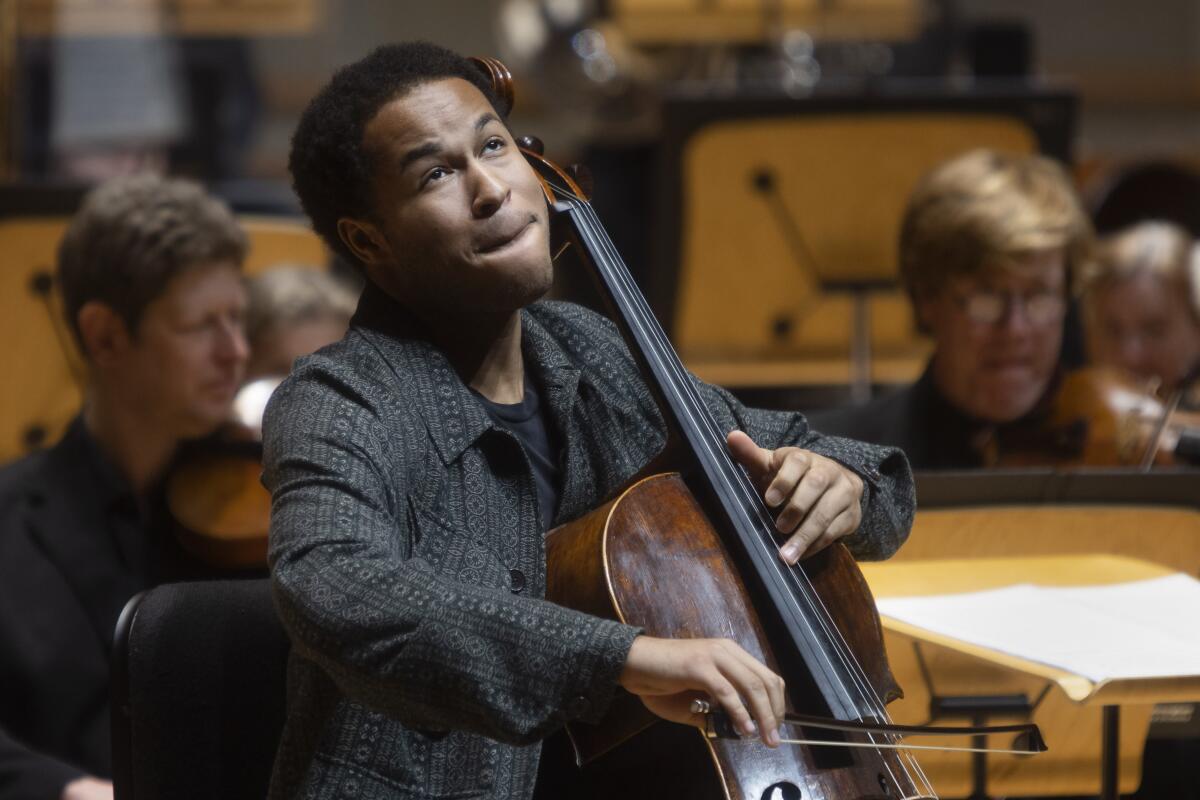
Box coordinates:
[76,301,132,366]
[337,217,391,269]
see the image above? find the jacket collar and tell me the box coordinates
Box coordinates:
[350,283,583,466]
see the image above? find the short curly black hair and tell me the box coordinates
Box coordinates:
[289,41,503,269]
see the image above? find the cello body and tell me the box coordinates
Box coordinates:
[543,473,923,800]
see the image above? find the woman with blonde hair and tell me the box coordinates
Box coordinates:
[813,148,1095,467]
[1078,221,1200,399]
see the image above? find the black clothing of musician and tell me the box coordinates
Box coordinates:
[0,418,247,799]
[810,366,994,470]
[0,419,143,797]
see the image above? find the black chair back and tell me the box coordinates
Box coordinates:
[111,579,289,800]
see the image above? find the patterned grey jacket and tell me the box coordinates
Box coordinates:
[262,285,914,800]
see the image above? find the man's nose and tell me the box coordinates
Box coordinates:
[218,319,250,365]
[471,164,509,218]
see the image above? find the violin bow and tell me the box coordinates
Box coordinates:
[1139,383,1184,470]
[691,700,1046,756]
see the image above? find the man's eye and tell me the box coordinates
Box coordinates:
[483,137,505,152]
[176,320,207,334]
[424,167,449,184]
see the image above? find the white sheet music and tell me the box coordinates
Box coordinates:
[875,574,1200,683]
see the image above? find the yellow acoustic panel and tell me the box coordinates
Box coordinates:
[0,218,83,463]
[675,113,1037,361]
[239,217,327,277]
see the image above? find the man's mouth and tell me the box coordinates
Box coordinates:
[980,359,1039,384]
[476,217,535,254]
[204,377,240,398]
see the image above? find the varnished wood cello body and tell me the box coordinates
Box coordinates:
[547,475,922,799]
[468,57,942,800]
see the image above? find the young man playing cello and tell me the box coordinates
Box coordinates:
[265,41,914,799]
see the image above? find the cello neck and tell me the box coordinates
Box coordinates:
[552,198,718,463]
[548,192,878,722]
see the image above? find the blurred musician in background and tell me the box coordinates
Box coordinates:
[243,265,359,381]
[812,149,1094,468]
[0,175,249,800]
[1078,221,1200,406]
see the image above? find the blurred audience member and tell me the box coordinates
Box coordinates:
[244,266,359,380]
[0,175,248,800]
[50,5,185,181]
[812,149,1093,468]
[1078,221,1200,402]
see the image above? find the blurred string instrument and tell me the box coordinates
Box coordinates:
[991,367,1200,469]
[164,376,279,570]
[468,55,1043,800]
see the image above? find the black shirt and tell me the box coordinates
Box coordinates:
[472,377,563,529]
[75,417,153,577]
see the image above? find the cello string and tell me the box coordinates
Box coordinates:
[568,194,876,699]
[529,146,881,717]
[566,197,905,738]
[567,205,930,796]
[567,201,929,797]
[568,201,933,794]
[551,180,931,795]
[566,193,936,798]
[566,193,880,710]
[574,204,933,798]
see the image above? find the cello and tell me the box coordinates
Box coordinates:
[468,57,1044,799]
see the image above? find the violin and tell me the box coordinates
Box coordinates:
[468,56,1043,799]
[164,376,280,570]
[992,366,1200,469]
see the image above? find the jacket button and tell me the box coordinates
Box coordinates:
[509,568,526,594]
[565,694,590,717]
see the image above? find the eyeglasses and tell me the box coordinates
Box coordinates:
[952,288,1066,326]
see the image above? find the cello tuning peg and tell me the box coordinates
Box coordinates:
[517,135,544,155]
[568,164,594,198]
